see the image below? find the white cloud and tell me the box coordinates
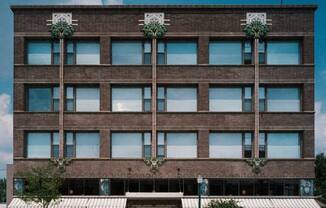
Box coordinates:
[315,101,326,155]
[0,93,13,178]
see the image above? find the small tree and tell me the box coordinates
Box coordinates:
[0,178,6,203]
[18,163,62,208]
[205,199,241,208]
[316,153,326,203]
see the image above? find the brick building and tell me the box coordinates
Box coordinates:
[7,4,319,208]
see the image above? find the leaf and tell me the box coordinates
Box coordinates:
[142,22,167,39]
[49,21,75,39]
[243,20,269,39]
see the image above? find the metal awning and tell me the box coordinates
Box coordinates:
[8,196,127,208]
[181,196,321,208]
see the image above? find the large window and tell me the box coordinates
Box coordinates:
[157,87,197,112]
[65,132,100,158]
[157,41,197,65]
[111,132,151,158]
[66,41,100,65]
[209,87,252,112]
[259,87,300,112]
[259,132,301,159]
[209,133,252,158]
[157,132,197,158]
[266,41,300,64]
[65,86,100,112]
[27,40,59,64]
[111,41,151,65]
[27,86,59,112]
[26,132,59,158]
[209,40,253,65]
[111,86,151,112]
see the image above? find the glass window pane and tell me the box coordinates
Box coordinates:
[53,42,60,53]
[144,99,151,112]
[158,42,165,53]
[53,132,59,145]
[267,133,300,158]
[28,88,52,112]
[112,133,142,158]
[76,42,100,65]
[259,133,266,146]
[244,133,252,145]
[166,87,197,112]
[144,41,151,53]
[267,41,300,64]
[157,87,165,99]
[144,133,151,145]
[209,41,242,65]
[209,133,242,158]
[76,88,100,112]
[66,133,74,145]
[267,88,300,112]
[27,133,51,158]
[66,87,74,99]
[244,87,252,99]
[76,132,99,158]
[112,87,142,112]
[144,87,151,99]
[158,133,165,145]
[67,41,74,53]
[53,87,59,99]
[209,88,242,112]
[166,42,197,65]
[259,87,265,99]
[244,41,252,53]
[166,133,197,158]
[112,41,142,65]
[157,53,165,64]
[27,41,51,64]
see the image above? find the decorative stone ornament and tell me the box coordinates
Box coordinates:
[47,13,78,39]
[144,157,165,174]
[50,157,72,172]
[246,158,267,174]
[246,13,267,24]
[139,13,170,39]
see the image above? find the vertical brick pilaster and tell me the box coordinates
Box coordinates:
[302,130,314,158]
[198,83,209,112]
[198,36,209,64]
[302,83,314,112]
[198,130,209,158]
[100,129,110,158]
[14,83,25,111]
[100,83,109,111]
[14,130,24,158]
[100,36,110,64]
[302,36,314,64]
[6,164,13,206]
[14,37,25,64]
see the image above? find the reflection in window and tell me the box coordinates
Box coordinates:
[112,41,151,65]
[111,132,151,158]
[27,41,52,64]
[165,132,197,158]
[267,41,300,64]
[76,41,100,64]
[111,86,151,112]
[27,87,59,112]
[26,132,58,158]
[157,41,197,65]
[267,132,300,158]
[157,87,197,112]
[65,86,100,112]
[209,87,252,112]
[65,132,100,158]
[209,41,242,65]
[209,133,252,158]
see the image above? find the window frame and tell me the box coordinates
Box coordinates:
[156,40,198,65]
[156,85,198,112]
[110,85,152,112]
[26,85,59,112]
[209,39,254,65]
[259,86,302,112]
[26,39,59,65]
[209,132,253,159]
[209,85,253,112]
[260,131,302,159]
[157,131,198,159]
[65,85,100,112]
[25,131,59,158]
[65,39,100,65]
[64,131,100,158]
[111,39,152,65]
[110,132,152,159]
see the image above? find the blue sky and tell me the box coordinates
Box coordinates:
[0,0,325,178]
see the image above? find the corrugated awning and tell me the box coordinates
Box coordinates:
[8,196,127,208]
[182,197,321,208]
